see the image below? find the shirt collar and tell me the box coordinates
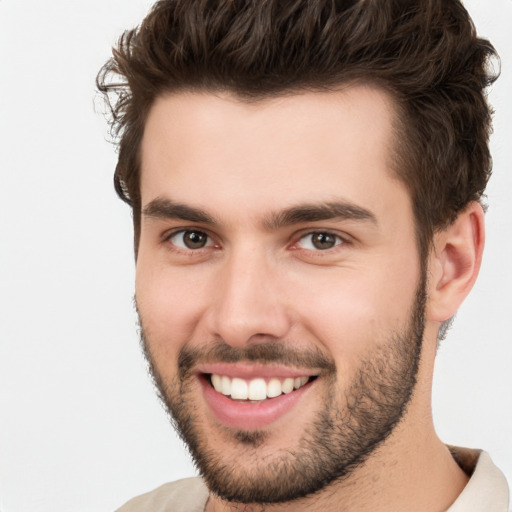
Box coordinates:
[447,447,509,512]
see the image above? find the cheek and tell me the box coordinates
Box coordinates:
[294,265,420,369]
[135,260,213,359]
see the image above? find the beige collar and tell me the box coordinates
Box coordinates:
[447,447,509,512]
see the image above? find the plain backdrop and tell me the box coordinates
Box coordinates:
[0,1,511,511]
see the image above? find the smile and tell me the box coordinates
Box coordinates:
[210,374,311,401]
[197,365,318,430]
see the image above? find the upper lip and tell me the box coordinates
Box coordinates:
[196,362,319,380]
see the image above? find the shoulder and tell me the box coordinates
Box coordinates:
[115,477,209,512]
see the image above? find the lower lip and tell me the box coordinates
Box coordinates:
[199,376,314,430]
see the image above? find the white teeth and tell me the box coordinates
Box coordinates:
[294,376,308,389]
[267,378,282,398]
[231,378,248,400]
[248,378,267,400]
[210,374,311,401]
[211,374,222,392]
[282,378,294,394]
[221,376,231,396]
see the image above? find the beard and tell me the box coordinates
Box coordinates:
[138,275,426,505]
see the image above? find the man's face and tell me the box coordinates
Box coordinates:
[136,87,426,503]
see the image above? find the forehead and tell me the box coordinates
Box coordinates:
[139,86,407,224]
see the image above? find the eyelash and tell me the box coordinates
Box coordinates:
[163,228,349,256]
[293,231,346,252]
[165,229,217,253]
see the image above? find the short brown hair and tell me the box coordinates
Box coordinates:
[97,0,498,258]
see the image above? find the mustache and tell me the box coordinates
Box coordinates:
[177,339,336,379]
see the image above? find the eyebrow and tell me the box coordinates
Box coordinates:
[262,202,377,230]
[142,197,377,229]
[142,198,215,224]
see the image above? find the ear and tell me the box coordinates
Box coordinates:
[426,202,485,322]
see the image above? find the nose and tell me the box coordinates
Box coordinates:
[205,248,292,348]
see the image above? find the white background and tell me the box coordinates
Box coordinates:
[0,1,511,511]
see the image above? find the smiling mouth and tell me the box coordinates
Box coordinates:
[207,374,316,402]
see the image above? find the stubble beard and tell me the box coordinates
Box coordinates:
[138,276,426,505]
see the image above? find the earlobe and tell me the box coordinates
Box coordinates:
[426,202,485,323]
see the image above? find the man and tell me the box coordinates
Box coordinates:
[97,1,509,510]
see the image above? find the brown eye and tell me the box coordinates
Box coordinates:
[184,231,207,249]
[169,230,211,249]
[311,233,337,249]
[297,232,343,251]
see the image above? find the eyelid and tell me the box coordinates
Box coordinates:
[160,226,351,253]
[162,225,211,241]
[163,227,218,251]
[291,229,351,252]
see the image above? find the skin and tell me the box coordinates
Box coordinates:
[135,86,484,512]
